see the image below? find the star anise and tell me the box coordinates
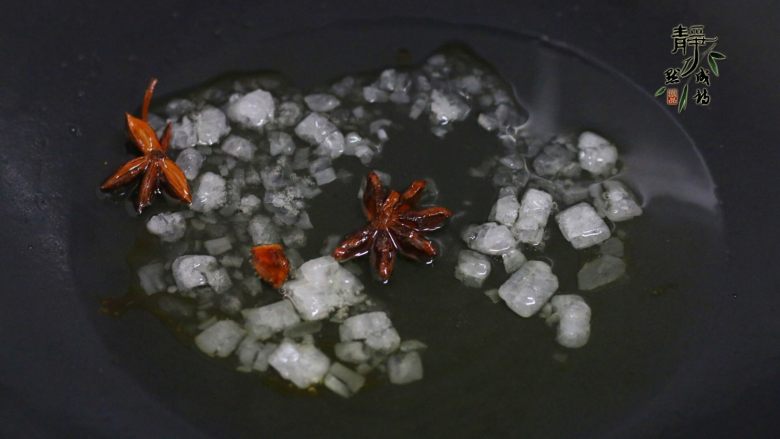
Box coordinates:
[333,172,453,282]
[100,78,192,213]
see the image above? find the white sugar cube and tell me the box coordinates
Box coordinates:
[556,203,611,249]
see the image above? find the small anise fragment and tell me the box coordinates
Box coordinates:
[251,244,291,289]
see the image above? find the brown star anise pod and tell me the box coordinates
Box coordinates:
[333,172,453,282]
[100,78,192,213]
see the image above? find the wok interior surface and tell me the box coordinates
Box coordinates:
[67,22,727,438]
[4,0,779,436]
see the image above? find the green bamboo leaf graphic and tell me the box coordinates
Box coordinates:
[678,84,688,113]
[654,86,667,97]
[708,54,720,77]
[681,57,695,77]
[710,51,726,60]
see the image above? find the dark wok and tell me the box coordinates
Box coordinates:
[1,1,778,437]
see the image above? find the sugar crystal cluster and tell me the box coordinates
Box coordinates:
[454,108,642,349]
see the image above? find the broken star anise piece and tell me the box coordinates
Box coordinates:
[333,171,453,282]
[100,78,192,213]
[251,244,291,289]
